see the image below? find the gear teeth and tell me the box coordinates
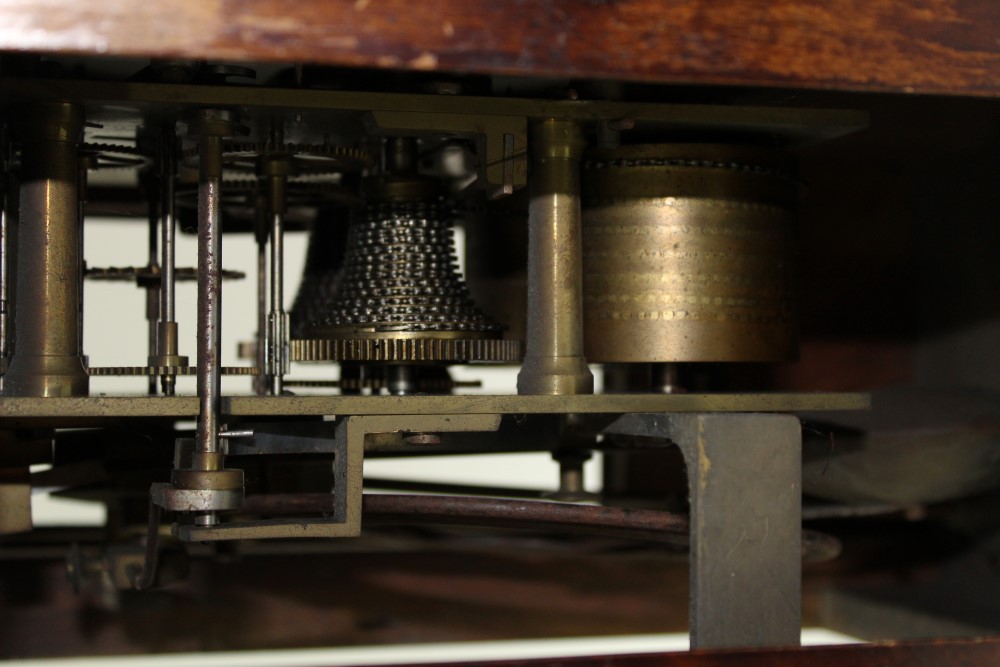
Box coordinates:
[182,142,374,174]
[291,338,522,363]
[80,143,151,170]
[87,366,259,376]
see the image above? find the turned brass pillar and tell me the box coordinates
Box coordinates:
[4,103,89,397]
[517,119,593,395]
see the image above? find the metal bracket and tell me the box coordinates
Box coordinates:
[0,466,31,534]
[605,412,803,649]
[366,110,527,198]
[175,413,501,541]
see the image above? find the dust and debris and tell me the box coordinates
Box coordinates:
[409,52,439,70]
[319,35,361,50]
[803,421,836,476]
[697,438,712,492]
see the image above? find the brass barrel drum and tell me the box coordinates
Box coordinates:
[581,144,798,363]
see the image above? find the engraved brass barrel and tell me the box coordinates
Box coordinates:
[581,144,797,363]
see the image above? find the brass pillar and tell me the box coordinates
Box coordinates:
[517,119,593,395]
[4,103,89,397]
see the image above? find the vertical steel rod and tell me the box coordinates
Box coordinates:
[254,217,268,395]
[156,126,181,395]
[160,129,176,325]
[0,193,7,374]
[260,147,289,396]
[517,118,593,395]
[269,209,285,395]
[77,157,89,374]
[196,134,222,455]
[145,172,159,395]
[172,109,240,529]
[0,124,10,376]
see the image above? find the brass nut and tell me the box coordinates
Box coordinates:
[151,483,244,512]
[183,108,239,138]
[191,451,224,471]
[171,468,243,491]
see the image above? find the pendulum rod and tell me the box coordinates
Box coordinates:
[183,109,239,527]
[197,134,222,457]
[186,109,237,462]
[154,110,244,527]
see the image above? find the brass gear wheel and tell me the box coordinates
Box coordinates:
[183,141,374,175]
[80,143,152,170]
[291,337,522,364]
[88,366,259,376]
